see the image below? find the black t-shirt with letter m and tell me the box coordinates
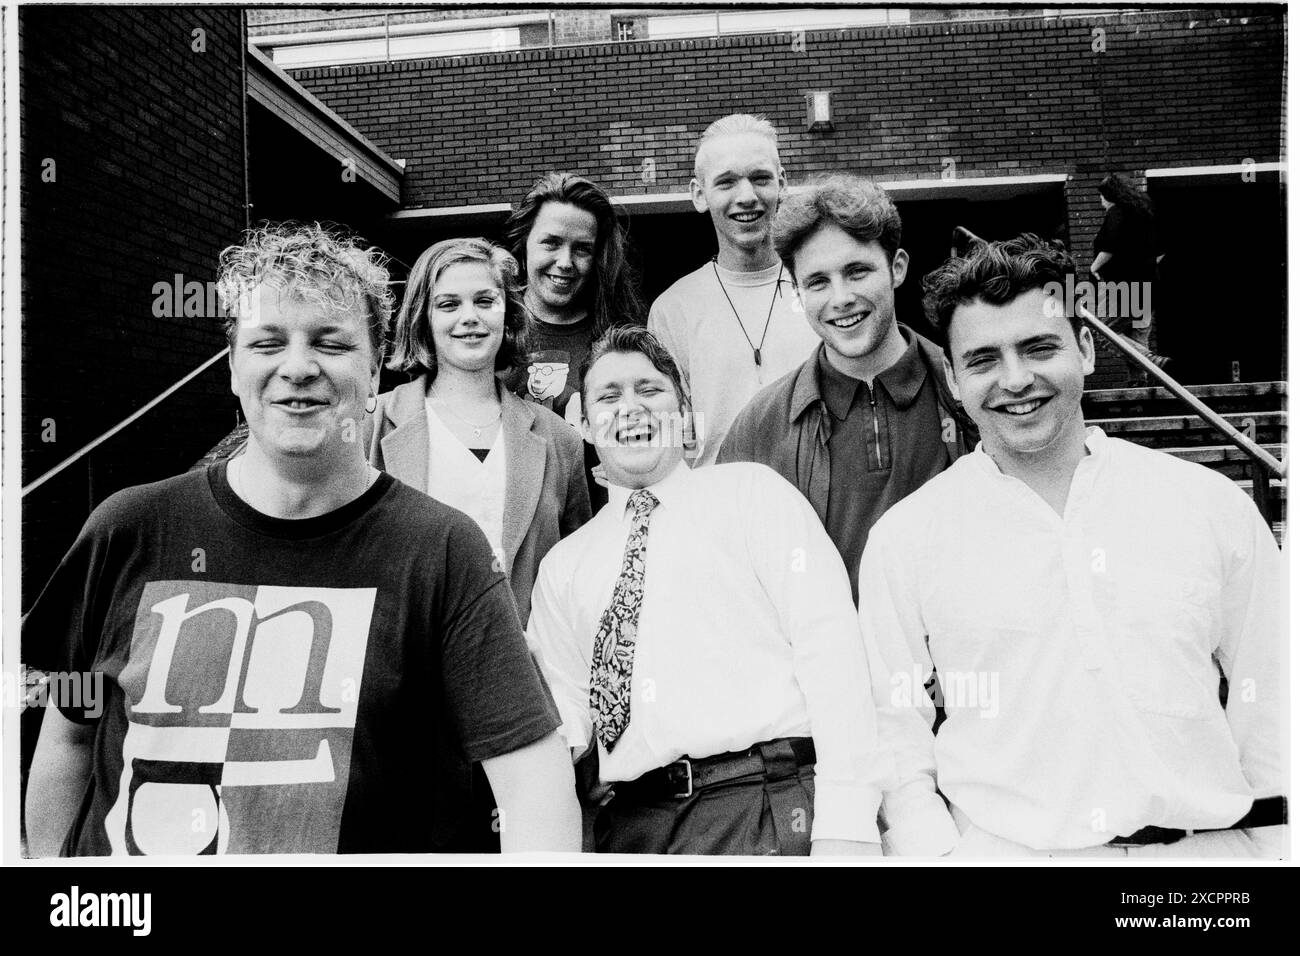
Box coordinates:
[23,462,559,855]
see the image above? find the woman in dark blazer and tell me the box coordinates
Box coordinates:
[366,237,590,624]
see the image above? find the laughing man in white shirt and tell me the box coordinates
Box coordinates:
[528,325,886,855]
[861,233,1287,858]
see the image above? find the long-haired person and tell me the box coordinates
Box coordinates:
[367,237,590,626]
[502,172,646,421]
[24,223,580,855]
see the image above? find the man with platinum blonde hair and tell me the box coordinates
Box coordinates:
[650,113,819,467]
[25,222,580,856]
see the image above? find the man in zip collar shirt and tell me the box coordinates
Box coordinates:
[527,325,888,855]
[860,233,1286,857]
[718,174,975,603]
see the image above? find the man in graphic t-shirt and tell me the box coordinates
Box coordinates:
[23,224,581,856]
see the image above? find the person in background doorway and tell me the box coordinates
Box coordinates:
[1091,172,1166,385]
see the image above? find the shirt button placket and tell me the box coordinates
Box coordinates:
[1064,522,1106,671]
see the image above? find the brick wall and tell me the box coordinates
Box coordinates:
[291,7,1281,215]
[291,6,1283,384]
[20,7,248,601]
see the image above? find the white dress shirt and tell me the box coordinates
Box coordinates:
[859,428,1285,854]
[528,460,887,842]
[425,400,507,562]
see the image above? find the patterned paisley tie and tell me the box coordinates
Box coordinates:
[589,488,659,751]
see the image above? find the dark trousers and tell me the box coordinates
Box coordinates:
[595,741,816,856]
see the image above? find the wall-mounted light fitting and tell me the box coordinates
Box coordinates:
[805,91,833,131]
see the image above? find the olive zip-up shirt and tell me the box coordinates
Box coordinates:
[816,335,949,601]
[718,326,976,604]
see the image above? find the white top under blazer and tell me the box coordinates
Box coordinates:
[424,399,508,567]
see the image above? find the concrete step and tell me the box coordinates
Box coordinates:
[1161,443,1285,481]
[1088,411,1286,447]
[1083,381,1287,419]
[1234,477,1289,490]
[1162,443,1284,463]
[1084,381,1287,403]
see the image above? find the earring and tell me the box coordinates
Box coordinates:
[365,394,377,415]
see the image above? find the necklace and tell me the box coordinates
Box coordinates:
[433,399,501,439]
[712,258,783,368]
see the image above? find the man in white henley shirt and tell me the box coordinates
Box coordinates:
[861,233,1287,858]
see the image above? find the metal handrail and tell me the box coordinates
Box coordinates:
[1077,308,1286,479]
[950,227,1286,483]
[22,348,232,498]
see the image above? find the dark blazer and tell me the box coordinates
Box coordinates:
[364,375,591,624]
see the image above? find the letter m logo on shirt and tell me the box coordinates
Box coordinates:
[103,582,376,854]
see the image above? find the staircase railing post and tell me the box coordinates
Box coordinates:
[1251,459,1272,522]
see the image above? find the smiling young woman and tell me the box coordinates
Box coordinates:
[366,237,591,625]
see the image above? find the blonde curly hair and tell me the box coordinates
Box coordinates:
[217,222,394,365]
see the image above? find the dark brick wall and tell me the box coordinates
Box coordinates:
[290,6,1283,386]
[290,8,1282,213]
[21,7,248,603]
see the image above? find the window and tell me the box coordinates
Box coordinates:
[615,19,635,42]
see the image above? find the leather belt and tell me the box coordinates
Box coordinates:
[1107,796,1288,846]
[614,737,816,803]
